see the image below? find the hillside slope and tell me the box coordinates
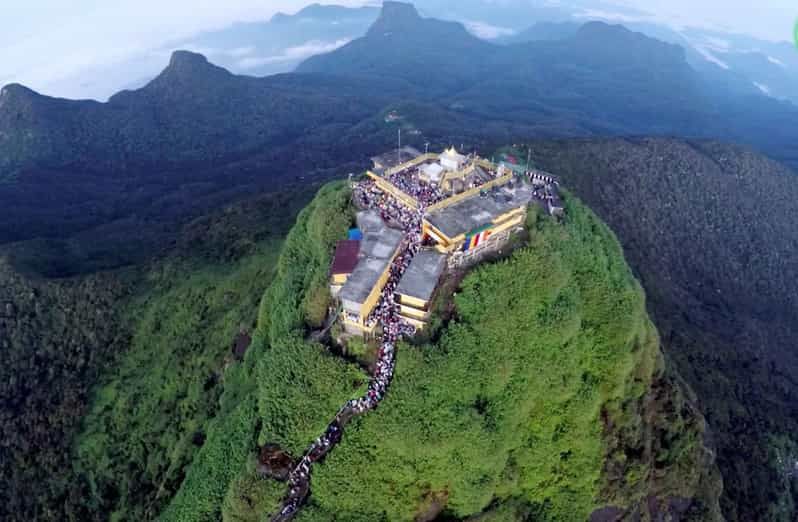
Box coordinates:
[0,188,314,521]
[0,55,403,273]
[159,182,720,521]
[525,137,798,521]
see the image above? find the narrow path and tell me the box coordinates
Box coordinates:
[270,183,422,522]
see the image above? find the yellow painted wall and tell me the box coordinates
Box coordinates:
[490,212,525,235]
[422,221,453,247]
[367,171,419,209]
[342,317,377,335]
[426,173,513,213]
[399,304,429,320]
[398,294,429,310]
[400,315,427,330]
[384,153,438,176]
[331,273,349,285]
[356,247,402,323]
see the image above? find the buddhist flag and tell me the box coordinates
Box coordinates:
[463,227,492,251]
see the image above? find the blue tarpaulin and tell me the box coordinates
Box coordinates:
[348,228,363,240]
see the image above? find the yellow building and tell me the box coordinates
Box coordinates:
[423,180,535,253]
[395,250,447,330]
[337,211,404,335]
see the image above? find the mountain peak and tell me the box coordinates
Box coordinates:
[367,1,421,36]
[0,83,41,113]
[571,21,686,63]
[0,83,39,100]
[575,21,634,39]
[135,50,231,95]
[167,50,212,72]
[381,1,419,18]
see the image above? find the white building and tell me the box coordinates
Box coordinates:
[439,147,467,172]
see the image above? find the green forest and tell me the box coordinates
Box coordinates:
[156,182,716,521]
[0,178,720,521]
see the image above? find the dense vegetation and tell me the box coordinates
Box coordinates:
[158,183,719,521]
[0,260,131,520]
[74,239,281,520]
[523,137,798,521]
[159,181,366,521]
[0,188,313,521]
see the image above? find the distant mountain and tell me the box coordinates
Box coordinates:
[298,1,497,94]
[500,21,581,43]
[174,3,379,78]
[3,2,798,275]
[19,4,380,101]
[0,51,407,273]
[299,4,798,166]
[441,0,798,106]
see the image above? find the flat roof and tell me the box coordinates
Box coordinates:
[339,257,393,308]
[396,250,447,303]
[356,210,384,233]
[339,215,403,308]
[361,227,403,259]
[425,182,535,239]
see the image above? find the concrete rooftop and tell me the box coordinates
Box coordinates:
[356,210,384,233]
[425,181,535,239]
[339,257,393,309]
[396,249,447,303]
[339,212,403,309]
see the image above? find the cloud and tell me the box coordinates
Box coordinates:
[162,44,256,59]
[0,0,364,99]
[753,81,771,95]
[463,21,516,40]
[573,9,650,24]
[228,46,256,58]
[694,46,730,69]
[767,55,785,67]
[236,38,352,69]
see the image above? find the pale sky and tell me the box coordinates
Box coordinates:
[0,1,362,98]
[618,0,795,39]
[0,0,795,100]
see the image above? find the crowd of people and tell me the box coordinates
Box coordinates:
[354,180,425,232]
[271,181,424,522]
[386,168,445,206]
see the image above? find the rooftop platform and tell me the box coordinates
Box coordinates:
[339,211,404,311]
[396,249,447,303]
[361,227,403,259]
[356,210,385,233]
[425,181,535,240]
[339,257,393,310]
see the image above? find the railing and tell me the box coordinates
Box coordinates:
[384,153,437,176]
[426,173,514,213]
[366,171,419,210]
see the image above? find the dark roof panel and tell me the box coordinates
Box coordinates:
[330,240,361,275]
